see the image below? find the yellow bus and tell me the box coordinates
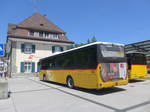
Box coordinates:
[147,55,150,73]
[39,42,128,89]
[126,52,148,80]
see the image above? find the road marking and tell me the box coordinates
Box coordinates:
[11,88,52,94]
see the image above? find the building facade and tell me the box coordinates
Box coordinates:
[6,13,73,75]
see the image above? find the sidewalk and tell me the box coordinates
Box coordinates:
[0,76,48,112]
[1,75,150,112]
[0,97,15,112]
[0,78,15,112]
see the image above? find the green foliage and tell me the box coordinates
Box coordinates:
[68,36,97,50]
[91,36,97,43]
[87,38,90,44]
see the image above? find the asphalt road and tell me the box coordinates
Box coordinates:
[1,76,150,112]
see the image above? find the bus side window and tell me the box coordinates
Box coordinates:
[49,63,53,68]
[47,58,55,69]
[62,53,74,69]
[74,50,86,68]
[87,48,97,68]
[41,61,48,70]
[62,59,70,68]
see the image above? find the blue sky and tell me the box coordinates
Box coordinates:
[0,0,150,44]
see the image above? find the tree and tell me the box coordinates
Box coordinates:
[91,36,97,43]
[68,36,97,50]
[87,38,90,44]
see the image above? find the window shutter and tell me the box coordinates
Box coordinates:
[32,62,35,72]
[32,45,35,53]
[20,62,24,72]
[21,44,25,52]
[52,46,55,53]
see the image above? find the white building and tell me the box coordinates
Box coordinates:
[6,13,73,75]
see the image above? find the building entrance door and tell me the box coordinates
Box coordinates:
[24,62,32,73]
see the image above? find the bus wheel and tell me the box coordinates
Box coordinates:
[67,77,74,89]
[43,75,46,81]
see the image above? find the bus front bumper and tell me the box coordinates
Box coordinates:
[129,74,149,80]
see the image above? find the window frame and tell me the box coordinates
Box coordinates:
[29,31,34,36]
[28,30,59,39]
[52,46,64,53]
[24,43,33,54]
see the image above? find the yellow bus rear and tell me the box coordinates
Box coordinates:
[126,53,148,80]
[39,42,128,89]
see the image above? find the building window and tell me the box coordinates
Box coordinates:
[20,62,35,73]
[49,34,53,38]
[29,31,34,36]
[24,44,32,53]
[29,31,39,37]
[53,34,59,39]
[45,33,49,38]
[34,32,39,37]
[39,32,44,37]
[21,44,36,54]
[52,46,63,53]
[29,30,59,39]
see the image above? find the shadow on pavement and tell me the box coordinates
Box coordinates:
[74,87,126,95]
[42,80,66,87]
[42,81,126,95]
[129,79,145,83]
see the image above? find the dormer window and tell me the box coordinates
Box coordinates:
[29,31,39,37]
[45,33,49,38]
[29,31,34,36]
[39,32,44,37]
[53,34,59,39]
[40,24,44,26]
[28,30,59,39]
[34,32,39,37]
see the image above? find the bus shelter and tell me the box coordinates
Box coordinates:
[125,40,150,73]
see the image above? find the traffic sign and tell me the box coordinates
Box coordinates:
[0,44,4,56]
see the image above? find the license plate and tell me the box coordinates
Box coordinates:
[112,79,118,82]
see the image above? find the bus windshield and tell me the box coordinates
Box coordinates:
[101,45,124,58]
[131,53,146,65]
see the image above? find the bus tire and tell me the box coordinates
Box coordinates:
[43,74,46,81]
[67,76,74,89]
